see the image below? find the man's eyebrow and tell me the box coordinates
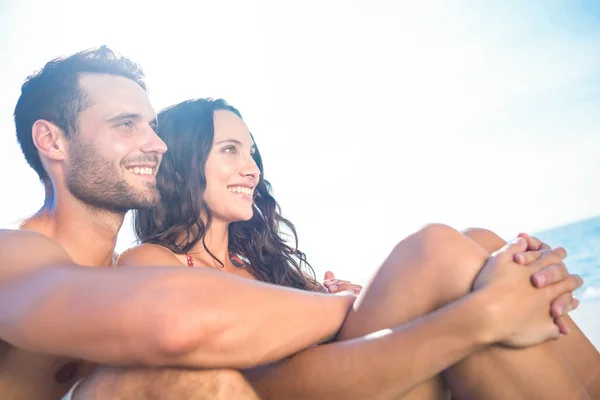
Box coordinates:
[107,113,142,123]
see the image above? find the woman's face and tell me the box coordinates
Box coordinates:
[203,110,260,223]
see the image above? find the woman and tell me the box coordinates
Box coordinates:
[120,98,599,399]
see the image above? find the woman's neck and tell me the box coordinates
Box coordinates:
[188,219,230,268]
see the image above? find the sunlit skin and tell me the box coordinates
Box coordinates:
[203,110,261,224]
[168,110,363,292]
[62,74,165,213]
[0,73,167,400]
[116,106,596,400]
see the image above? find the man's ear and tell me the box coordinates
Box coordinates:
[32,120,67,161]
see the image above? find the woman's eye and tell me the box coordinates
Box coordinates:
[223,146,237,154]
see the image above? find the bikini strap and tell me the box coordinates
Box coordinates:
[185,252,246,268]
[185,253,194,267]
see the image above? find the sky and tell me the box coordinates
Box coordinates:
[1,0,599,283]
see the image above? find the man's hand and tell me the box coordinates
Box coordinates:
[323,271,363,295]
[512,232,580,333]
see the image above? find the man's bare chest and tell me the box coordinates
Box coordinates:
[0,342,93,400]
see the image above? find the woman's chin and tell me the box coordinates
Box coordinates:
[227,212,254,223]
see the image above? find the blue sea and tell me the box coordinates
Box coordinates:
[533,215,600,303]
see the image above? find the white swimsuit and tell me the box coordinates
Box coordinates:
[61,378,83,400]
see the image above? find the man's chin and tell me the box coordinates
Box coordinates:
[132,194,161,210]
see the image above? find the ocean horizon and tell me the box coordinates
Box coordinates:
[533,214,600,303]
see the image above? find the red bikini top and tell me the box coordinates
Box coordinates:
[185,252,248,268]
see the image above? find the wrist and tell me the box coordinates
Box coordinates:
[322,294,355,342]
[464,289,501,347]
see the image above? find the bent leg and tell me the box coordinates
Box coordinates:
[448,228,600,399]
[73,366,260,400]
[337,224,494,399]
[337,224,589,400]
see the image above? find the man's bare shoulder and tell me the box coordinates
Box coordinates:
[0,229,74,283]
[117,242,183,267]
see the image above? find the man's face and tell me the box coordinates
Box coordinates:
[64,74,167,212]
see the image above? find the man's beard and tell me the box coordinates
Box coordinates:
[65,139,160,213]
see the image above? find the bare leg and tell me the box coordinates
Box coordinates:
[447,228,600,399]
[73,366,260,400]
[336,224,594,400]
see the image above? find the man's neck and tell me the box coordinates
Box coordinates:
[21,194,124,267]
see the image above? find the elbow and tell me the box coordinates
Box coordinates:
[151,309,269,369]
[149,305,210,365]
[148,300,261,368]
[137,275,272,369]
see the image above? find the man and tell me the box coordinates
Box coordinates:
[0,47,593,400]
[0,46,354,399]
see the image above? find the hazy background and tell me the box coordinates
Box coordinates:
[1,0,599,285]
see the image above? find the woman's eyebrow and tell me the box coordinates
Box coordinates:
[214,138,243,146]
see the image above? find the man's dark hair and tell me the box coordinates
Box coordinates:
[14,45,147,183]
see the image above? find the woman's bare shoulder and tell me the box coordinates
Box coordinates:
[117,243,184,267]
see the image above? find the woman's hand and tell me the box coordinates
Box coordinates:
[323,271,363,295]
[513,232,580,329]
[473,237,583,348]
[517,232,551,251]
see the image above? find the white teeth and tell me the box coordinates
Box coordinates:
[228,186,253,195]
[127,167,154,175]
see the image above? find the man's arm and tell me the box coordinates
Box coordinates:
[0,231,354,369]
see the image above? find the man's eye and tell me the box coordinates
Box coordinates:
[118,120,134,128]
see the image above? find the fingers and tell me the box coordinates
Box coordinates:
[326,281,363,294]
[493,237,528,259]
[515,247,565,267]
[517,233,552,251]
[531,259,569,287]
[554,317,570,336]
[528,247,567,274]
[539,242,552,251]
[550,293,580,319]
[545,274,584,302]
[323,278,345,288]
[571,297,580,311]
[541,320,562,342]
[324,271,335,281]
[514,250,544,265]
[517,233,537,250]
[550,292,573,319]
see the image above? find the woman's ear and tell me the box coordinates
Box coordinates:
[32,119,67,161]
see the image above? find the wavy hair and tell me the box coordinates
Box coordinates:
[133,98,322,291]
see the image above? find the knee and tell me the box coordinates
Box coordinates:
[392,223,489,264]
[390,223,464,261]
[410,223,464,251]
[462,227,507,254]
